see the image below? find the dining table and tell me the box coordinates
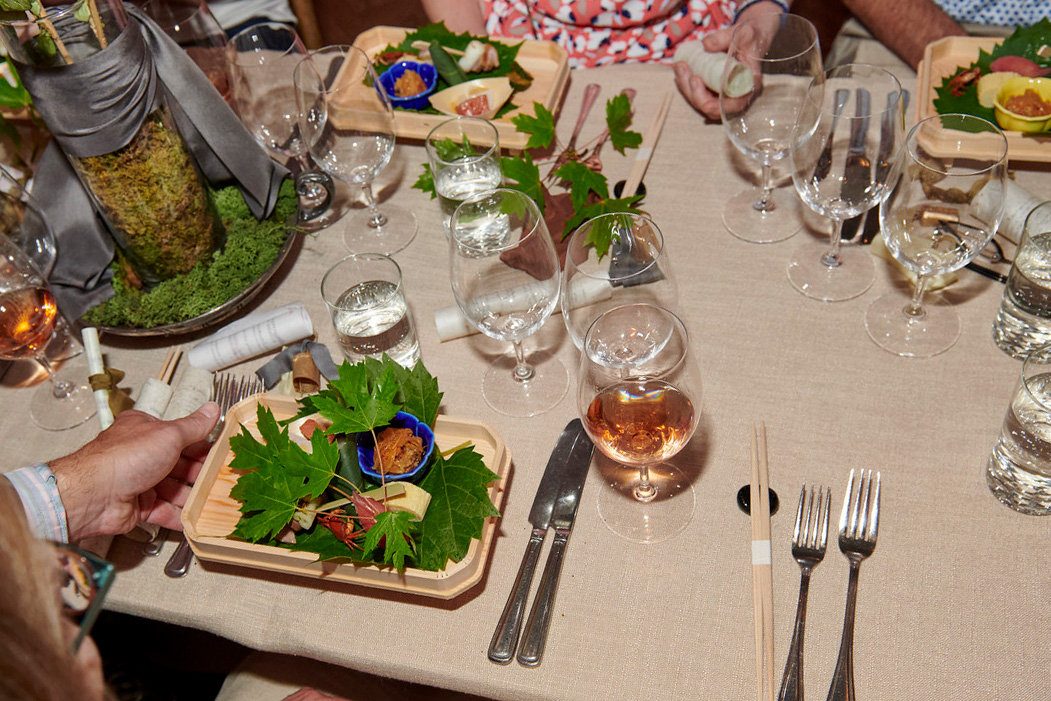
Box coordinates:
[2,35,1049,701]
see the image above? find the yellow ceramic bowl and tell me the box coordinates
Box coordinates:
[994,76,1051,133]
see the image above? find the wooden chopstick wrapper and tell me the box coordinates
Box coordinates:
[750,423,775,701]
[622,90,674,198]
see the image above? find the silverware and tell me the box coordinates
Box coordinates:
[565,83,601,156]
[826,469,881,701]
[778,485,830,701]
[840,89,872,241]
[488,419,592,664]
[164,372,264,578]
[581,88,636,173]
[516,423,595,667]
[857,89,909,248]
[815,89,850,183]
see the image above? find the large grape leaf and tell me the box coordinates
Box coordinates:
[511,102,556,150]
[390,360,443,427]
[415,446,500,571]
[502,152,545,213]
[362,510,416,571]
[606,93,642,154]
[553,160,609,211]
[563,195,645,238]
[933,19,1051,126]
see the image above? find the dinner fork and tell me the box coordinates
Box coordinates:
[778,485,830,701]
[163,372,265,578]
[826,469,881,701]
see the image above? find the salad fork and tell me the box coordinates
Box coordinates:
[826,469,881,701]
[778,485,830,701]
[163,372,264,578]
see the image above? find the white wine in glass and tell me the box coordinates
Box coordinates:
[578,303,701,544]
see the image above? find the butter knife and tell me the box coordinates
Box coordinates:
[488,419,593,664]
[516,425,595,667]
[840,89,872,241]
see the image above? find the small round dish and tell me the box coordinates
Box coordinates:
[994,76,1051,133]
[376,61,437,111]
[357,411,435,483]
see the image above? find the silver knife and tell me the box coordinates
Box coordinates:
[488,419,593,664]
[516,424,595,667]
[814,89,850,183]
[858,89,910,247]
[840,89,872,241]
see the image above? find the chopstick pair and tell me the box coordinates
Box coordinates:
[750,422,775,701]
[621,90,674,198]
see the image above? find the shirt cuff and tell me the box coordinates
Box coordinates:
[4,463,69,542]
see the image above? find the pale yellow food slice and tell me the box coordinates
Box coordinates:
[978,72,1020,108]
[361,482,432,521]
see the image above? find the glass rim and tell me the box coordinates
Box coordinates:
[425,116,501,166]
[1024,200,1051,239]
[729,12,818,63]
[565,212,666,282]
[906,113,1008,175]
[320,252,404,311]
[450,187,543,254]
[582,302,691,374]
[229,21,304,64]
[293,44,371,97]
[805,63,903,115]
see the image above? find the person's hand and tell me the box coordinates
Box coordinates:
[281,689,347,701]
[49,404,220,541]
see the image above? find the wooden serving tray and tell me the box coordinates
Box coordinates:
[182,394,511,600]
[917,36,1051,162]
[345,25,570,151]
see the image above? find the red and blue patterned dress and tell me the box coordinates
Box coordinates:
[482,0,738,68]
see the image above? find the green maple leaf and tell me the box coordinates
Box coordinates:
[362,510,416,572]
[389,360,443,427]
[502,152,545,213]
[564,195,645,239]
[415,446,500,571]
[607,93,642,154]
[511,101,556,150]
[413,163,436,199]
[0,59,30,111]
[553,160,610,211]
[317,361,400,434]
[285,524,374,563]
[933,19,1051,128]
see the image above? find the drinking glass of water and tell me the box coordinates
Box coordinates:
[993,201,1051,359]
[320,253,420,368]
[425,116,502,238]
[987,342,1051,515]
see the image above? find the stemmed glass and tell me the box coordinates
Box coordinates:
[866,114,1008,357]
[788,63,904,301]
[560,212,678,349]
[720,13,822,244]
[228,22,334,227]
[449,188,567,417]
[142,0,232,101]
[578,303,701,544]
[0,234,95,431]
[294,44,417,255]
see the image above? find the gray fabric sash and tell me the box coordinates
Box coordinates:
[17,6,289,321]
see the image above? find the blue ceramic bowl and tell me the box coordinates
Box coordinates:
[357,411,435,483]
[376,61,438,111]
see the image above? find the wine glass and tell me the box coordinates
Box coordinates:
[449,188,567,417]
[865,114,1008,357]
[0,234,95,431]
[141,0,232,102]
[578,303,701,544]
[561,212,678,350]
[228,22,334,227]
[720,13,822,244]
[294,44,418,255]
[787,63,904,301]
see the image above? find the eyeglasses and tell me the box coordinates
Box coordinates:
[50,542,115,652]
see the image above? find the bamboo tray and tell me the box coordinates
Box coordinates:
[346,26,570,151]
[917,36,1051,162]
[182,394,511,600]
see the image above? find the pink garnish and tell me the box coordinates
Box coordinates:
[990,55,1051,78]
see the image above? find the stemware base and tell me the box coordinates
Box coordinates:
[722,188,803,244]
[481,350,568,418]
[864,289,960,358]
[30,362,96,431]
[596,462,695,544]
[787,240,875,301]
[343,204,418,255]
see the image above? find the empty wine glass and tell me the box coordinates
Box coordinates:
[721,13,822,244]
[142,0,232,101]
[561,212,678,350]
[787,63,904,301]
[578,303,702,544]
[0,234,95,431]
[294,44,417,255]
[229,22,334,227]
[449,188,567,417]
[866,114,1008,357]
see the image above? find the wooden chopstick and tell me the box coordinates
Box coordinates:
[622,90,674,198]
[750,422,775,701]
[156,347,182,385]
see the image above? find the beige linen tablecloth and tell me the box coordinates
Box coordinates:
[3,49,1050,701]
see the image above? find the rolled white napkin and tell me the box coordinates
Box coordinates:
[673,42,754,97]
[187,303,314,372]
[134,378,173,419]
[162,365,214,420]
[80,327,114,430]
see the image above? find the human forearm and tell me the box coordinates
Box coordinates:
[841,0,967,69]
[420,0,487,35]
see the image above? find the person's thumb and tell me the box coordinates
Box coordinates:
[173,401,221,442]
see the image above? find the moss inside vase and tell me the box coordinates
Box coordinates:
[70,105,224,285]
